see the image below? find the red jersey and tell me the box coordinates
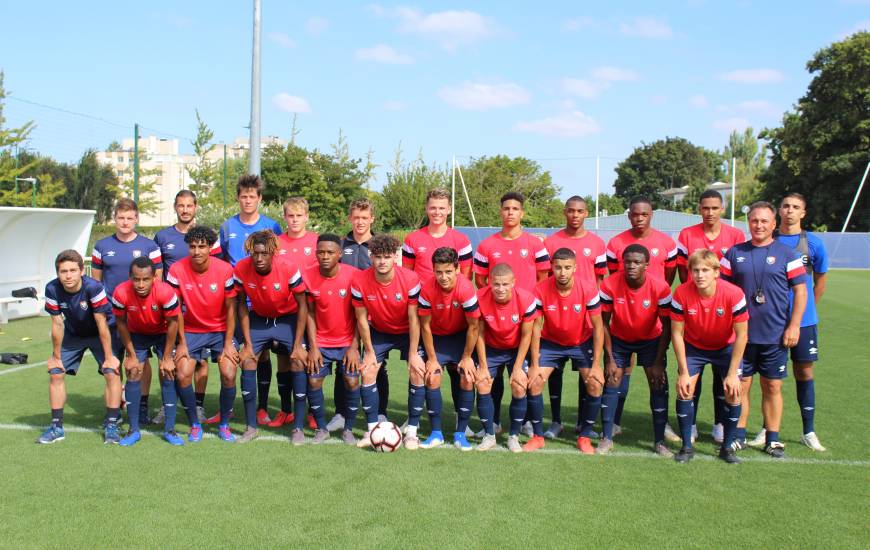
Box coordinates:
[111,280,179,335]
[417,275,480,336]
[606,229,677,280]
[676,223,745,268]
[234,256,306,318]
[599,274,671,342]
[167,256,236,333]
[401,227,473,281]
[671,280,749,350]
[351,266,421,335]
[305,264,358,348]
[473,231,551,291]
[534,277,601,347]
[544,229,607,285]
[277,232,319,271]
[477,286,539,350]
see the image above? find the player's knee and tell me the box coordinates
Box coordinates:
[476,377,493,394]
[309,377,324,390]
[606,370,622,387]
[459,378,474,391]
[126,366,143,380]
[528,377,544,395]
[426,373,441,389]
[49,373,65,383]
[510,378,527,398]
[344,376,360,391]
[586,376,603,396]
[409,372,424,386]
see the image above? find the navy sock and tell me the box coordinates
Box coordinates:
[360,383,379,424]
[257,356,272,410]
[765,429,780,446]
[528,393,545,436]
[476,393,495,435]
[614,374,630,426]
[195,392,205,408]
[580,393,602,437]
[447,367,461,414]
[51,408,64,428]
[676,398,695,448]
[425,387,443,432]
[456,389,474,433]
[509,395,528,436]
[548,368,563,424]
[106,407,120,425]
[139,393,149,416]
[713,374,726,425]
[334,374,347,417]
[376,368,389,417]
[344,383,361,430]
[723,403,741,447]
[308,383,326,429]
[650,388,668,443]
[578,379,588,427]
[291,371,308,429]
[601,386,619,439]
[177,383,199,425]
[160,379,178,431]
[491,367,504,427]
[219,385,236,425]
[241,370,257,428]
[407,384,425,427]
[276,371,293,414]
[692,371,703,424]
[735,426,747,442]
[796,379,815,434]
[125,380,142,432]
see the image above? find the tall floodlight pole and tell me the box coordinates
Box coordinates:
[842,161,870,232]
[451,155,456,228]
[731,156,736,226]
[595,155,600,230]
[248,0,262,176]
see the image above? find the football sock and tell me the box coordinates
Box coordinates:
[425,387,443,432]
[476,393,495,436]
[308,382,326,429]
[509,395,528,436]
[796,379,815,434]
[614,374,630,426]
[692,370,703,425]
[578,379,588,427]
[650,387,668,443]
[735,426,747,442]
[125,380,142,432]
[195,392,205,409]
[334,373,347,417]
[51,408,64,429]
[291,370,308,429]
[277,371,293,414]
[456,389,474,433]
[177,383,198,425]
[528,392,545,437]
[548,368,563,424]
[240,370,257,428]
[713,374,726,425]
[139,393,149,418]
[765,429,780,446]
[580,392,602,438]
[676,398,695,449]
[491,367,504,427]
[160,379,178,431]
[257,356,272,410]
[344,384,361,431]
[407,384,425,428]
[105,407,120,426]
[447,367,461,414]
[601,386,619,439]
[723,403,741,448]
[376,368,389,417]
[219,385,236,425]
[360,382,379,424]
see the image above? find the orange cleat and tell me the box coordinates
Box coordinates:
[307,414,317,430]
[204,410,233,425]
[576,436,595,455]
[256,408,272,426]
[522,435,546,452]
[267,410,295,428]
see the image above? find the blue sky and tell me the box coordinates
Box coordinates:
[1,1,868,198]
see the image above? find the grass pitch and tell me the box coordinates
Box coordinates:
[0,271,867,549]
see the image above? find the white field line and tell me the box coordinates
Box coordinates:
[0,360,47,375]
[2,422,868,467]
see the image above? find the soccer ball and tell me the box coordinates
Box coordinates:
[369,421,402,452]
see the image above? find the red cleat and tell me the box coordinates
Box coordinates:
[257,408,272,426]
[307,414,317,430]
[267,410,295,428]
[205,410,233,425]
[576,436,595,455]
[522,435,546,452]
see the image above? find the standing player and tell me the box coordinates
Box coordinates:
[670,250,748,464]
[542,195,606,439]
[39,250,121,444]
[417,247,481,450]
[526,248,604,453]
[219,175,282,426]
[277,196,318,270]
[306,234,361,445]
[676,189,745,443]
[111,257,181,446]
[720,202,807,458]
[475,263,539,452]
[168,226,240,443]
[598,244,674,456]
[351,234,424,449]
[92,198,162,424]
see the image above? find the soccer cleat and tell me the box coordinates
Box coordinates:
[691,425,698,444]
[291,428,306,446]
[341,430,358,446]
[597,438,614,455]
[507,434,523,453]
[544,422,563,440]
[476,434,497,452]
[37,425,65,444]
[718,446,741,464]
[523,435,546,453]
[800,432,826,452]
[104,423,121,445]
[404,435,420,450]
[356,433,373,449]
[326,414,345,432]
[256,408,272,426]
[521,421,534,437]
[747,428,766,448]
[139,408,153,426]
[119,430,141,447]
[379,414,390,424]
[764,441,786,459]
[612,424,623,437]
[312,429,330,445]
[674,447,695,463]
[654,441,674,458]
[306,414,317,430]
[267,411,295,428]
[196,406,207,424]
[152,406,166,425]
[664,423,681,443]
[188,425,203,443]
[475,424,502,438]
[575,436,595,455]
[205,410,234,425]
[711,423,724,444]
[237,426,259,444]
[464,426,475,439]
[163,430,185,446]
[217,425,235,443]
[729,438,746,452]
[453,432,473,451]
[420,431,444,449]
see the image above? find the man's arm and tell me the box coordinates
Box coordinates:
[724,321,748,401]
[355,306,376,370]
[222,295,239,363]
[474,273,488,288]
[291,293,308,364]
[48,316,65,373]
[670,319,691,399]
[813,272,827,305]
[115,315,138,370]
[407,304,424,375]
[236,290,253,361]
[784,283,807,348]
[514,320,534,374]
[94,312,119,374]
[665,264,676,286]
[530,317,544,368]
[654,317,671,366]
[419,314,437,364]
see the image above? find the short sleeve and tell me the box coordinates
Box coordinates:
[44,283,61,315]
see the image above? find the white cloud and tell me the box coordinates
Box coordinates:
[619,17,673,38]
[382,100,408,111]
[514,111,601,138]
[718,69,785,84]
[713,117,751,132]
[373,6,499,51]
[438,81,530,110]
[267,32,296,49]
[306,16,329,35]
[355,44,414,64]
[591,66,639,82]
[562,78,609,99]
[562,17,594,31]
[272,93,311,113]
[689,94,708,108]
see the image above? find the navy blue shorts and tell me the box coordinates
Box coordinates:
[247,312,299,355]
[130,333,168,363]
[539,338,594,371]
[685,342,732,377]
[611,336,665,369]
[740,343,788,379]
[425,332,468,366]
[321,346,359,378]
[185,331,233,362]
[366,327,422,368]
[56,333,110,375]
[790,325,819,363]
[485,347,528,378]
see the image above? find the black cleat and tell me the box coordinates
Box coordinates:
[674,447,695,463]
[719,446,741,464]
[764,441,786,459]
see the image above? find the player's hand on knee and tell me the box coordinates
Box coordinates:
[102,356,121,376]
[47,356,65,374]
[605,359,619,383]
[677,373,692,400]
[724,374,741,402]
[159,357,176,380]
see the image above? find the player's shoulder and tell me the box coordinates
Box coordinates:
[209,256,234,275]
[805,231,827,250]
[650,275,672,293]
[397,265,421,286]
[447,227,471,243]
[717,279,744,299]
[515,286,536,304]
[82,275,108,296]
[652,228,676,244]
[93,234,115,250]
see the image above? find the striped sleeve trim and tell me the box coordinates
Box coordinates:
[401,242,415,259]
[670,298,683,315]
[598,290,613,305]
[417,295,431,309]
[110,295,125,310]
[408,283,421,300]
[472,251,489,268]
[457,244,473,261]
[534,248,550,263]
[162,294,179,311]
[166,272,180,287]
[289,269,304,290]
[586,294,601,310]
[523,300,538,319]
[462,294,478,312]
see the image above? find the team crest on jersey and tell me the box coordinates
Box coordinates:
[721,247,728,255]
[339,289,347,297]
[766,256,776,265]
[452,301,460,308]
[650,248,660,257]
[151,304,158,311]
[520,249,529,258]
[511,314,520,323]
[716,307,725,317]
[209,283,218,292]
[642,299,651,309]
[132,250,141,258]
[395,292,403,301]
[273,283,281,291]
[304,247,312,256]
[573,304,582,312]
[583,248,591,257]
[79,300,88,310]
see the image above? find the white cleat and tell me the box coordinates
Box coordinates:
[403,435,420,450]
[356,434,373,449]
[476,423,503,438]
[691,424,698,444]
[326,414,345,433]
[800,432,827,452]
[521,421,534,437]
[464,426,475,439]
[747,428,767,448]
[654,441,674,458]
[507,435,523,453]
[711,423,724,444]
[152,406,166,425]
[544,422,563,439]
[612,424,623,437]
[664,423,681,443]
[379,414,390,424]
[476,434,497,451]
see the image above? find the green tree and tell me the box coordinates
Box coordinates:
[583,193,626,218]
[614,137,724,211]
[186,110,220,205]
[59,150,120,222]
[760,31,870,231]
[379,145,448,230]
[722,127,767,215]
[0,70,38,198]
[117,149,161,216]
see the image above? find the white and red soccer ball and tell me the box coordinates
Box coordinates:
[369,421,402,452]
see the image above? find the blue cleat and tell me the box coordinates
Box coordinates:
[119,430,141,447]
[163,430,185,446]
[420,431,444,449]
[188,424,203,443]
[37,425,65,444]
[104,422,121,445]
[218,424,236,443]
[453,431,472,452]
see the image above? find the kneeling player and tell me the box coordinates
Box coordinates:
[527,248,604,454]
[39,250,122,444]
[418,247,480,450]
[235,230,308,444]
[168,226,240,443]
[671,250,748,464]
[112,256,181,446]
[599,244,673,456]
[475,263,539,452]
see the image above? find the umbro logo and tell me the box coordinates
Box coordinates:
[736,256,746,263]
